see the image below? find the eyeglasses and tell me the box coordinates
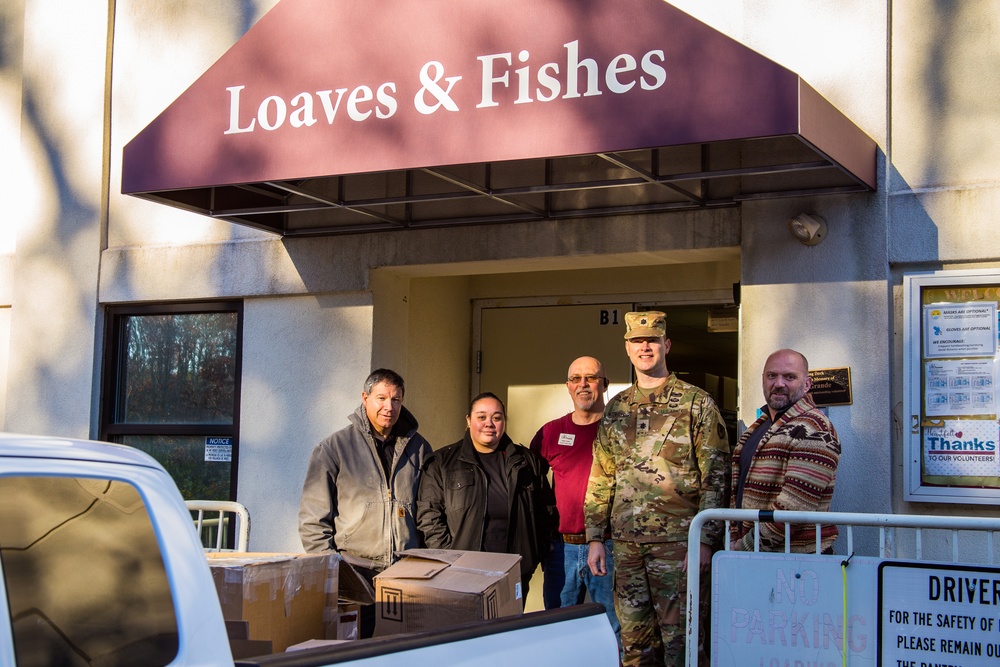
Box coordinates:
[567,375,605,385]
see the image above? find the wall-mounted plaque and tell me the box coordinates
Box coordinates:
[707,306,738,333]
[809,367,852,407]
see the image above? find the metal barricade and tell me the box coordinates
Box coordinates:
[185,500,250,552]
[685,508,1000,666]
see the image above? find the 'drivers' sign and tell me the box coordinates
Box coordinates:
[879,562,1000,666]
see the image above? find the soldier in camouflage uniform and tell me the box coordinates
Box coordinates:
[585,311,730,667]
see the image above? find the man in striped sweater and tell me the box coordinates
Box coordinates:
[729,349,841,554]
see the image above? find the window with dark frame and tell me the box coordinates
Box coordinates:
[101,302,243,502]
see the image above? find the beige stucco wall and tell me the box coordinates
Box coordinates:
[398,275,473,448]
[891,2,1000,189]
[0,0,24,257]
[14,0,1000,554]
[108,0,279,250]
[5,0,884,555]
[740,196,890,539]
[669,0,887,147]
[0,1,23,432]
[668,2,893,530]
[889,1,1000,266]
[4,0,108,437]
[888,2,1000,526]
[238,292,373,551]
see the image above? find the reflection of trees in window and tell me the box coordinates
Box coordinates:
[123,313,237,424]
[123,435,231,500]
[102,302,242,502]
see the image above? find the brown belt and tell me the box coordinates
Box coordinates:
[562,532,611,544]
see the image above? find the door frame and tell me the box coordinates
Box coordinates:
[471,288,736,397]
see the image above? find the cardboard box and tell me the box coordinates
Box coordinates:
[286,638,351,651]
[336,562,376,606]
[332,600,361,640]
[207,552,339,653]
[374,549,521,636]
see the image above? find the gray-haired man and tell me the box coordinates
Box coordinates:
[299,368,432,582]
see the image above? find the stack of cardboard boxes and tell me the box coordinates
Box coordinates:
[206,549,523,656]
[207,552,372,656]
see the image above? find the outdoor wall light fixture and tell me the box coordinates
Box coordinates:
[788,213,827,245]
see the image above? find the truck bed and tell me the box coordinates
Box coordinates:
[0,433,619,667]
[236,603,618,667]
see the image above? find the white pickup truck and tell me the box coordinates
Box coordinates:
[0,433,619,667]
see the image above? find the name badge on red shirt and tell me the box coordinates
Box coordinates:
[557,433,575,447]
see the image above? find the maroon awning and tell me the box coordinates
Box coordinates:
[122,0,877,236]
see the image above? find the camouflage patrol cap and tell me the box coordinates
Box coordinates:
[624,311,667,339]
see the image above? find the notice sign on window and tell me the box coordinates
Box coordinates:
[924,303,997,359]
[205,437,232,462]
[879,561,1000,665]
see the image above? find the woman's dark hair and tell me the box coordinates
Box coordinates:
[468,391,506,417]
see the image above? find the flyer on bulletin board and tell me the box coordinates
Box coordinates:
[923,302,997,358]
[923,358,996,417]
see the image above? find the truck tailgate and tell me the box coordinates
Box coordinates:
[234,603,618,667]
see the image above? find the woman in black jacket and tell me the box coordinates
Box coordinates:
[417,392,555,603]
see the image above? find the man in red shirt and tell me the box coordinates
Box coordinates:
[530,356,620,645]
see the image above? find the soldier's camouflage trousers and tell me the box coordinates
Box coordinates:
[612,540,709,667]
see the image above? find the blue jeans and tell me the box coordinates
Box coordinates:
[542,537,621,643]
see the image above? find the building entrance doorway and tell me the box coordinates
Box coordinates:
[473,295,738,611]
[475,298,739,448]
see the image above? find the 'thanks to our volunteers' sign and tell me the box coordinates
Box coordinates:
[879,561,1000,666]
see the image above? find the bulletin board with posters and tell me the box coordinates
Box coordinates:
[904,270,1000,503]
